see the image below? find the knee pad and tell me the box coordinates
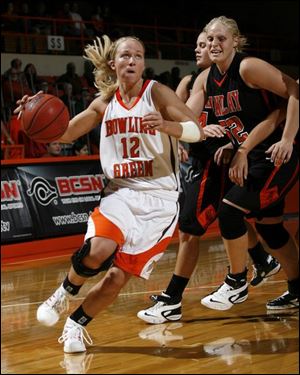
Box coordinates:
[255,222,290,249]
[71,239,116,277]
[218,202,247,240]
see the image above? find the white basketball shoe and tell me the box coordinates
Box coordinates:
[58,317,93,353]
[201,274,248,311]
[37,284,72,326]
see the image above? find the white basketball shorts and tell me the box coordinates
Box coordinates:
[85,188,179,279]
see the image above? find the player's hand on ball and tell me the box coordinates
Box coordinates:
[14,91,43,119]
[18,93,70,143]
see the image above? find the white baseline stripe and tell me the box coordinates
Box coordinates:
[1,279,286,309]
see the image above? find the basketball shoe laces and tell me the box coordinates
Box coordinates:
[144,293,177,315]
[214,277,241,297]
[214,282,233,297]
[46,288,70,315]
[145,300,167,315]
[58,323,93,347]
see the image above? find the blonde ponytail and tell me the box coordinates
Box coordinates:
[84,35,118,102]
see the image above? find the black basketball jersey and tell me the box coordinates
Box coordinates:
[188,71,230,161]
[206,52,284,160]
[190,104,229,161]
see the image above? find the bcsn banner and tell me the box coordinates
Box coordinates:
[1,159,106,244]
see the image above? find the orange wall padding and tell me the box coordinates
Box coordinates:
[1,234,84,265]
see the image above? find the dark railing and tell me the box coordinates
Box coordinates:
[1,14,298,63]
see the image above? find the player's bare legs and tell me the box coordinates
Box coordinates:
[37,237,117,326]
[174,231,200,278]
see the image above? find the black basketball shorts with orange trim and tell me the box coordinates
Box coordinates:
[179,156,232,236]
[224,148,299,214]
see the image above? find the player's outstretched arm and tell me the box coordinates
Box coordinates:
[59,97,106,143]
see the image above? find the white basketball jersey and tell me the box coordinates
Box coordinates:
[100,80,180,199]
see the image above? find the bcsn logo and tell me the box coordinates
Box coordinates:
[27,176,58,206]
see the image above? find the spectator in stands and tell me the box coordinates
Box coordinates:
[6,114,22,145]
[143,67,158,81]
[102,4,112,24]
[31,1,52,35]
[90,5,104,36]
[56,62,82,97]
[59,82,76,118]
[72,138,89,156]
[1,118,17,160]
[3,58,25,82]
[1,120,14,146]
[75,88,93,114]
[19,2,34,33]
[170,66,181,90]
[1,2,19,32]
[83,60,95,89]
[2,58,32,106]
[39,81,50,94]
[55,2,72,35]
[88,126,100,155]
[158,70,172,86]
[69,2,93,37]
[42,142,63,157]
[24,63,42,94]
[18,131,47,158]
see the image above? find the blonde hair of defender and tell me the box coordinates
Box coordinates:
[83,35,145,102]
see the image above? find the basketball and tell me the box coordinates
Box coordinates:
[21,94,69,143]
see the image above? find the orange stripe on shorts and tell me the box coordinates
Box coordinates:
[91,208,125,246]
[114,236,172,277]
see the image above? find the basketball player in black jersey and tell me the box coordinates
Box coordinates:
[177,32,280,293]
[137,30,282,324]
[186,16,298,311]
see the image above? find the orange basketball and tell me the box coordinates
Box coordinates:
[21,94,69,143]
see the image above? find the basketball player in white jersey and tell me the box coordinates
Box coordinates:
[16,35,210,353]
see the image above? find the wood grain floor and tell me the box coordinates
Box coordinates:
[1,237,299,374]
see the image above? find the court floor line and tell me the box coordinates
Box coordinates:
[1,279,287,309]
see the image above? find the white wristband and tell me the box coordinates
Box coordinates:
[179,121,201,143]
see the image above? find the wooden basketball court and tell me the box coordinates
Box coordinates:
[1,234,298,374]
